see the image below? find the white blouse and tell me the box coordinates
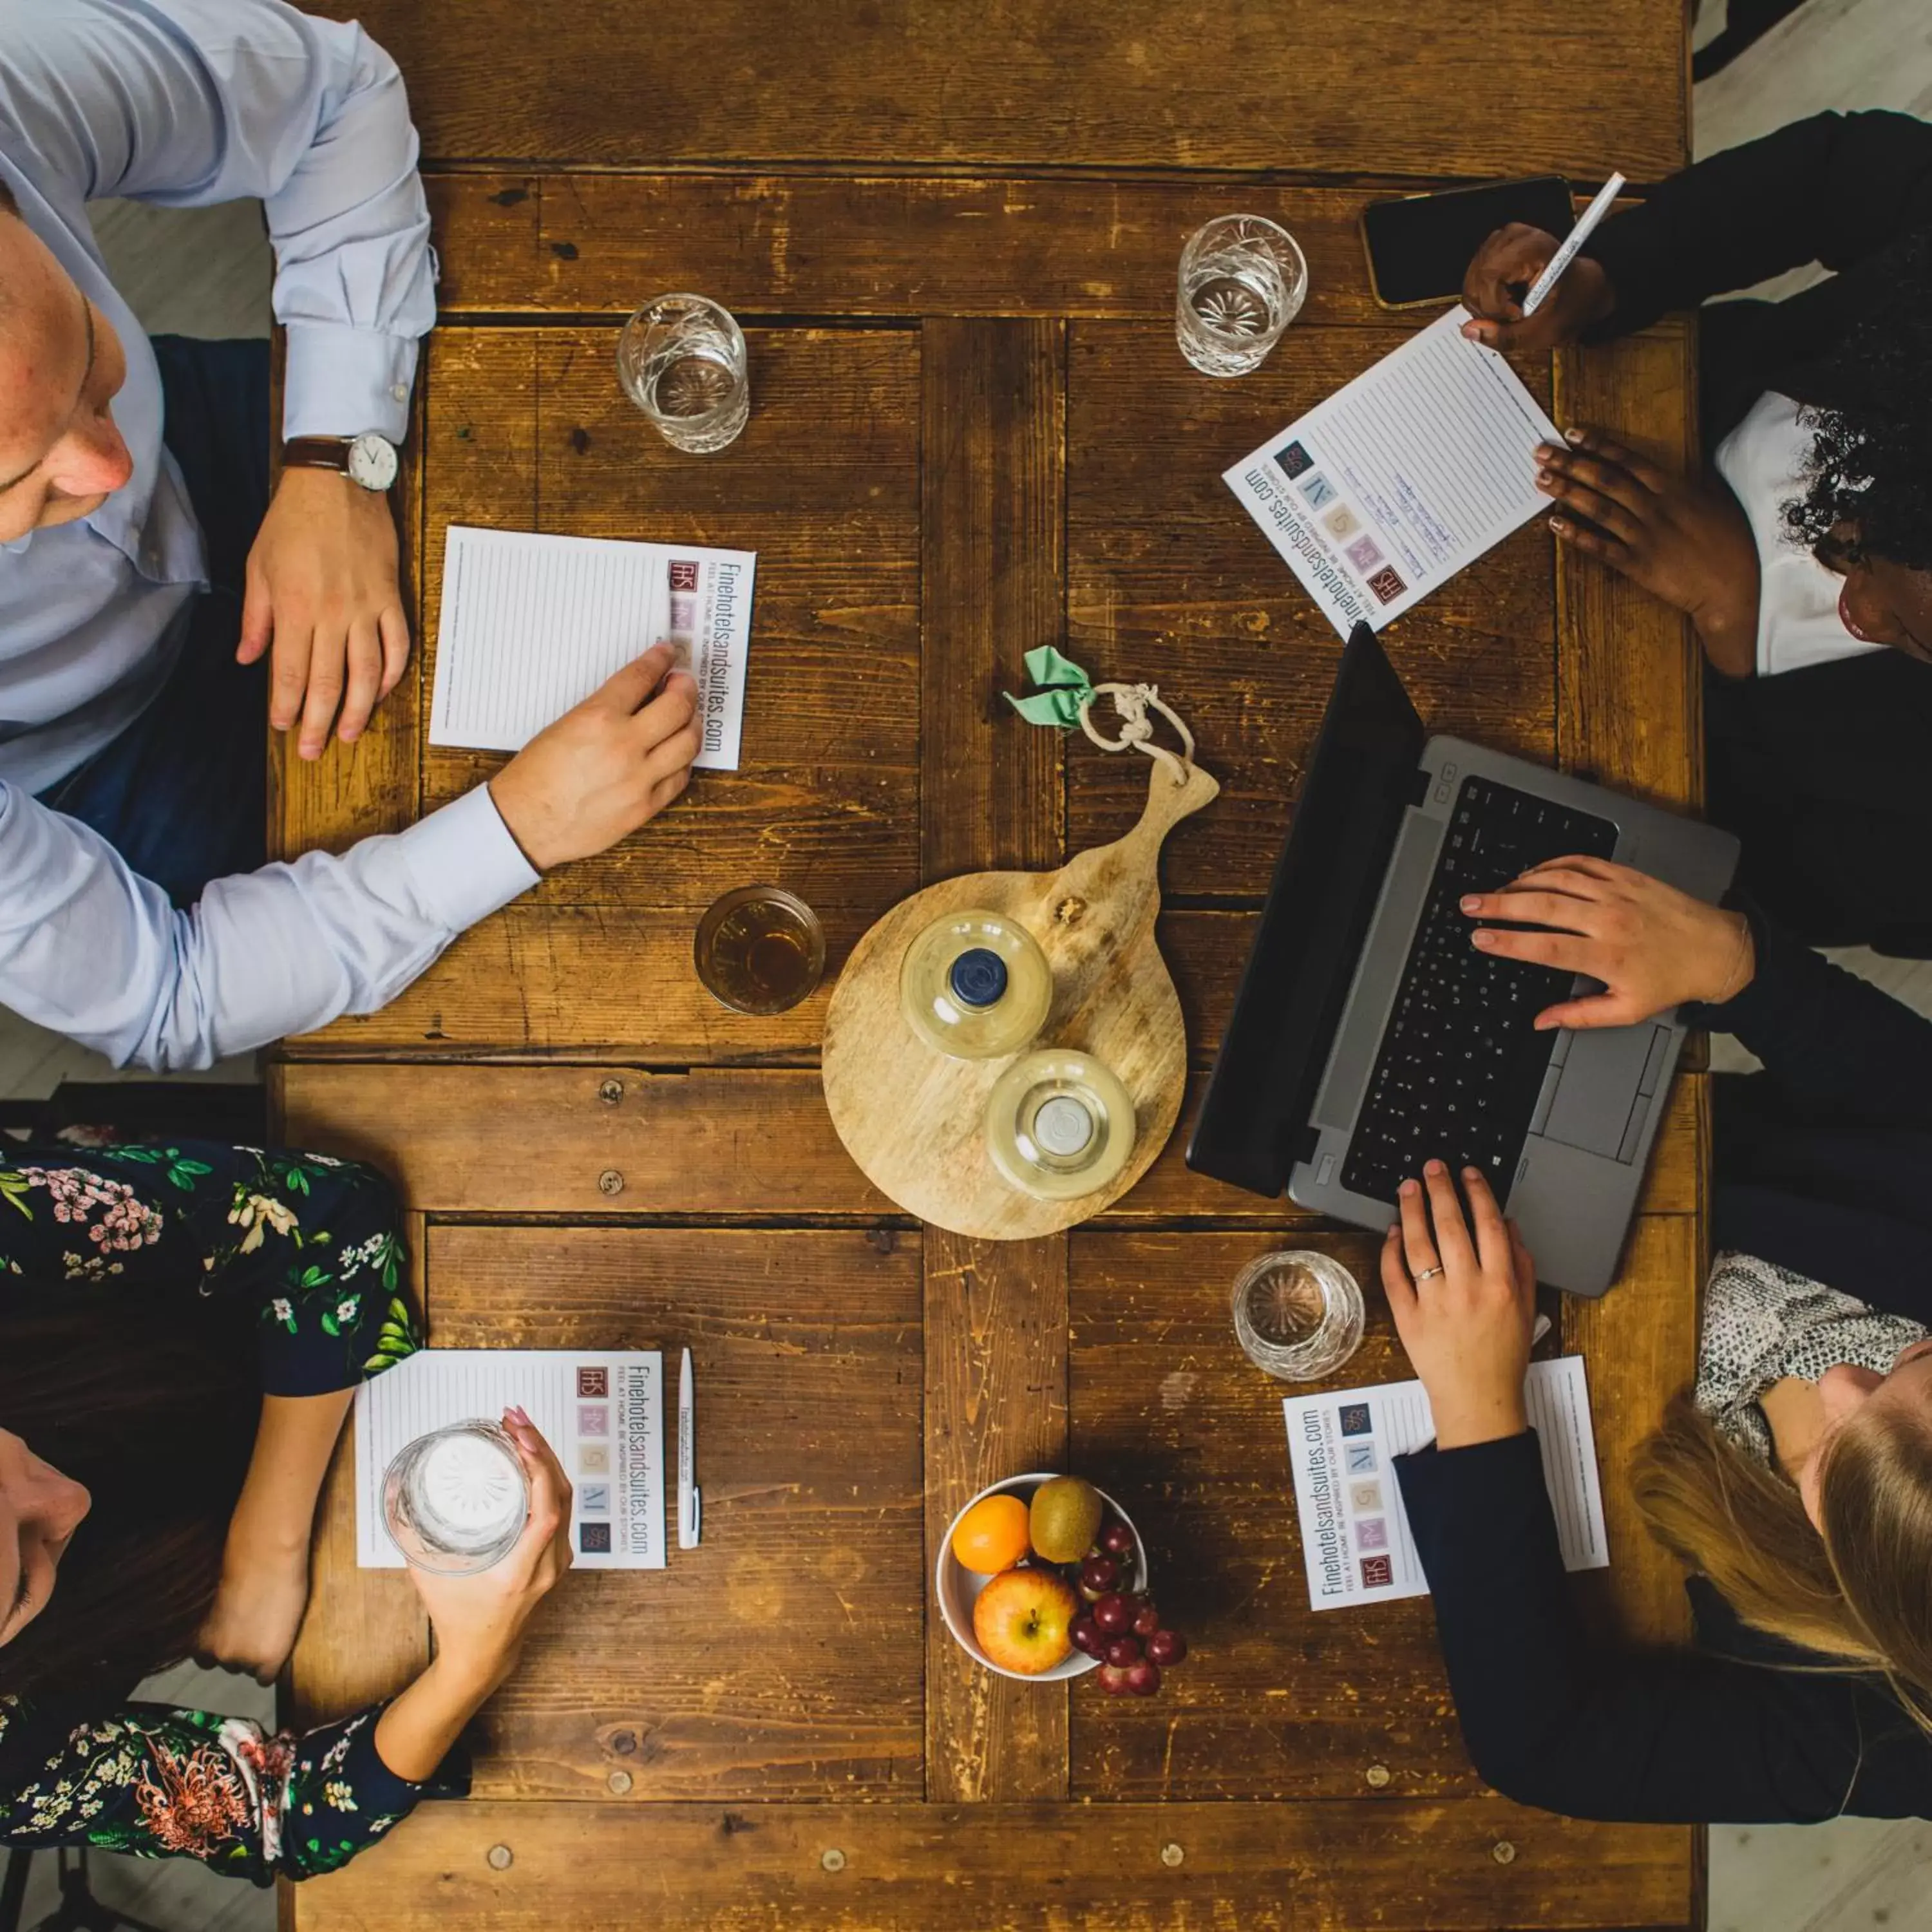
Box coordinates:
[1712,389,1883,680]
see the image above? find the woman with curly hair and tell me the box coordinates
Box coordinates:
[1461,111,1932,954]
[0,1142,573,1883]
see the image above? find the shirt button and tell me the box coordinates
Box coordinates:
[391,383,410,402]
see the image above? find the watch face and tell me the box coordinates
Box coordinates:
[346,433,399,491]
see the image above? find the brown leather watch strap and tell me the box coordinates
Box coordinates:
[282,436,352,473]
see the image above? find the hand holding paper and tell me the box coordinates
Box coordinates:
[488,643,701,871]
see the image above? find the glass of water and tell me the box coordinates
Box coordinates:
[383,1419,530,1575]
[1176,215,1307,377]
[618,293,750,453]
[1231,1249,1364,1381]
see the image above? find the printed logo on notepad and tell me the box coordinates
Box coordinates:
[1274,439,1314,479]
[578,1367,609,1398]
[1339,1403,1373,1437]
[580,1522,612,1554]
[1367,565,1407,605]
[1359,1555,1394,1588]
[669,559,699,592]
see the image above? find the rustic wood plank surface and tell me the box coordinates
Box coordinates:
[275,1060,1704,1222]
[281,95,1705,1924]
[280,1796,1694,1932]
[429,1226,925,1799]
[311,1,1686,180]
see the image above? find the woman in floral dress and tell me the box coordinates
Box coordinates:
[0,1141,573,1883]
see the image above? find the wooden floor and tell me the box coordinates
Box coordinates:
[10,2,1932,1926]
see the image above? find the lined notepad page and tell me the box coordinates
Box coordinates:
[355,1349,665,1570]
[428,525,756,768]
[1225,306,1560,637]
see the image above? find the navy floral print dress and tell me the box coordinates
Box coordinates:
[0,1141,443,1884]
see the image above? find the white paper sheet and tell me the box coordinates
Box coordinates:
[1283,1354,1607,1610]
[428,525,757,769]
[1225,306,1560,638]
[356,1349,665,1570]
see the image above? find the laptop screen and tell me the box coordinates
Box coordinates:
[1186,623,1427,1198]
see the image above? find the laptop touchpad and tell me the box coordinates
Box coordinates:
[1539,1025,1656,1157]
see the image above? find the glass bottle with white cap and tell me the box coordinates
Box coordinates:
[900,909,1053,1060]
[984,1048,1137,1200]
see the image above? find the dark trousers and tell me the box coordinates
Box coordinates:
[40,336,271,908]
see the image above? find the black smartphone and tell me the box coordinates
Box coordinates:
[1360,176,1575,310]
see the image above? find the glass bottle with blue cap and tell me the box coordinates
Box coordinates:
[899,910,1054,1059]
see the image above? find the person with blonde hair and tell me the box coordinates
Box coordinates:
[1384,859,1932,1819]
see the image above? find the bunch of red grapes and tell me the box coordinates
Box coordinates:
[1067,1517,1189,1696]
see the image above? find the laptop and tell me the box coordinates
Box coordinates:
[1187,623,1739,1296]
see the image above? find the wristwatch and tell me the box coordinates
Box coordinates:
[283,432,400,493]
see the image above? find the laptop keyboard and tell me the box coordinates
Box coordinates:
[1340,775,1619,1204]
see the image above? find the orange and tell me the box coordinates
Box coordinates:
[950,1492,1032,1574]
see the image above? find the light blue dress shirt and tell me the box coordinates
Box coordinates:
[0,0,538,1070]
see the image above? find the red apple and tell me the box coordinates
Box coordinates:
[972,1566,1079,1676]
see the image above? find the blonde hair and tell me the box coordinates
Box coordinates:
[1633,1396,1932,1731]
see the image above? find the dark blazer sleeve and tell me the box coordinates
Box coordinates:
[1395,1432,1932,1823]
[1690,907,1932,1130]
[1580,110,1932,336]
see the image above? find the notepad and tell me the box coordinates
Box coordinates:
[355,1349,666,1569]
[1225,306,1561,638]
[1283,1354,1607,1610]
[428,526,757,770]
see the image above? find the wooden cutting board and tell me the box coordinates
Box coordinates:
[822,757,1219,1239]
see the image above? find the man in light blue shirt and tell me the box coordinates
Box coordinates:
[0,0,700,1070]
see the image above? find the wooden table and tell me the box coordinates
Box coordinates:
[278,7,1707,1925]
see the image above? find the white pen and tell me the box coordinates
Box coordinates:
[1520,172,1626,318]
[677,1347,701,1549]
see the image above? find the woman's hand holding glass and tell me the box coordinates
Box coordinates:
[1381,1164,1539,1450]
[374,1410,574,1785]
[1460,856,1754,1031]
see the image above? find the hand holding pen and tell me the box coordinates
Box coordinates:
[1459,173,1625,356]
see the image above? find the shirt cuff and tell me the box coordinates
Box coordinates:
[392,786,540,936]
[281,323,419,443]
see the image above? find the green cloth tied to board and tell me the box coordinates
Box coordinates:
[1002,647,1096,729]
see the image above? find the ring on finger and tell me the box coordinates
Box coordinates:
[1414,1265,1444,1283]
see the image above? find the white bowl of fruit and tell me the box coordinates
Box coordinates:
[936,1472,1189,1694]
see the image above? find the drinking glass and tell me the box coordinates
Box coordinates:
[694,885,826,1014]
[1175,216,1307,377]
[617,294,750,453]
[1231,1250,1364,1380]
[383,1419,530,1575]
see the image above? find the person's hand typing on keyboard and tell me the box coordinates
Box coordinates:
[1382,1163,1537,1450]
[1460,856,1754,1031]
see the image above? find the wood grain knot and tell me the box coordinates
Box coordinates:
[1053,896,1087,925]
[608,1728,638,1754]
[551,239,579,260]
[570,426,592,454]
[867,1224,898,1254]
[488,185,529,207]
